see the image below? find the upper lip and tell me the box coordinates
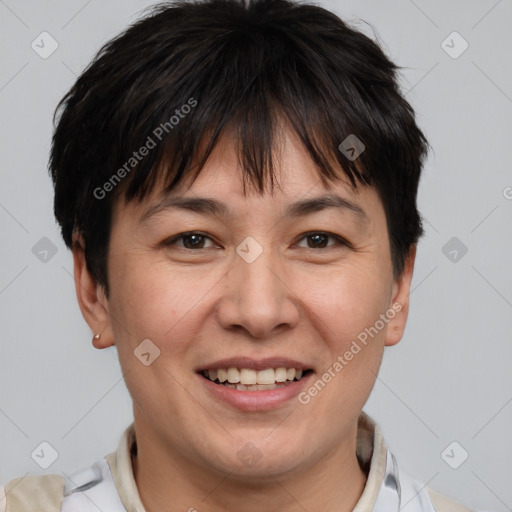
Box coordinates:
[196,357,311,372]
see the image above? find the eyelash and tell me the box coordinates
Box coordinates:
[162,231,350,251]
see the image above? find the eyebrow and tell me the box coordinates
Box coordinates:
[139,193,369,224]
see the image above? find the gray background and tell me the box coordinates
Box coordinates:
[1,1,511,511]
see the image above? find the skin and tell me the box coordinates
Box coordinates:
[73,123,416,512]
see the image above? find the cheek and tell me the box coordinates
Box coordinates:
[106,257,205,411]
[107,254,207,357]
[296,265,390,418]
[300,261,391,354]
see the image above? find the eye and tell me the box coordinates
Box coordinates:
[163,232,218,250]
[295,232,348,249]
[161,231,349,251]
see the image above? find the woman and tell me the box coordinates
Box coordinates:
[1,0,474,510]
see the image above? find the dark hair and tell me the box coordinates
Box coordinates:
[49,0,429,297]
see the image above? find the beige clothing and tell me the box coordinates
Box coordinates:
[1,412,473,511]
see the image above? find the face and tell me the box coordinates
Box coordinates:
[75,125,414,480]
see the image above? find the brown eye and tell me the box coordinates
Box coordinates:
[296,232,347,249]
[164,232,216,250]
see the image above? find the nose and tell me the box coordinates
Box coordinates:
[216,244,301,339]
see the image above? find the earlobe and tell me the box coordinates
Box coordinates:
[72,233,115,349]
[384,246,416,347]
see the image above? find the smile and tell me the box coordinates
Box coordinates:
[196,365,314,410]
[201,367,312,390]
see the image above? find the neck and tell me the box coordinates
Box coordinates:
[131,420,367,512]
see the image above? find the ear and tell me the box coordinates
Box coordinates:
[72,232,115,349]
[384,245,416,347]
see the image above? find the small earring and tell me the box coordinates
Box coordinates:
[93,333,100,341]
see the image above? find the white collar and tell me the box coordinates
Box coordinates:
[63,411,436,512]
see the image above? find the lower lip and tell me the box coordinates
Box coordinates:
[197,372,314,411]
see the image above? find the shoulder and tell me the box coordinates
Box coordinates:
[1,474,66,512]
[0,456,126,512]
[1,424,136,512]
[426,487,475,512]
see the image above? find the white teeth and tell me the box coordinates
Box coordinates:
[227,367,240,383]
[205,366,307,385]
[257,368,276,385]
[223,383,290,391]
[275,367,287,382]
[240,369,257,385]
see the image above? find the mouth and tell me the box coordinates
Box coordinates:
[195,357,315,410]
[198,367,314,391]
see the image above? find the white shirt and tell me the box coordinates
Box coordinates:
[1,411,474,511]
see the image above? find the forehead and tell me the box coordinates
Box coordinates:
[113,125,383,227]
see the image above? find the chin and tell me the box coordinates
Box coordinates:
[208,435,308,479]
